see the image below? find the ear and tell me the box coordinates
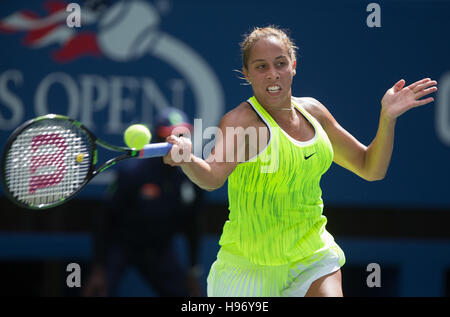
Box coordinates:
[242,67,251,84]
[292,60,297,76]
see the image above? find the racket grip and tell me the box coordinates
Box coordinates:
[139,142,173,158]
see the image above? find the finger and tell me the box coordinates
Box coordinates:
[415,86,438,99]
[414,96,434,107]
[407,78,431,91]
[163,154,176,166]
[169,144,184,164]
[166,135,180,145]
[413,80,437,93]
[393,79,405,92]
[162,155,170,165]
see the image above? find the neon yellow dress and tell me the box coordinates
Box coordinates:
[207,97,345,296]
[219,96,343,266]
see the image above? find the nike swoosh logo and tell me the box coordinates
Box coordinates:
[304,153,316,160]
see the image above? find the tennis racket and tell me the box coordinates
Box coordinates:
[0,114,173,210]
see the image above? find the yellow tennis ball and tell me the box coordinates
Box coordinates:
[124,124,151,149]
[76,153,84,163]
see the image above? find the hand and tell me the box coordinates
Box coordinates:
[381,78,438,120]
[163,135,193,166]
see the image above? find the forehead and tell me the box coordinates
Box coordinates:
[249,36,289,61]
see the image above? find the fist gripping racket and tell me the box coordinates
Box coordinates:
[1,114,172,210]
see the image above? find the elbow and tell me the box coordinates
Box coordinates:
[364,173,386,182]
[199,180,226,192]
[202,185,222,192]
[361,157,387,181]
[203,186,218,192]
[366,176,384,182]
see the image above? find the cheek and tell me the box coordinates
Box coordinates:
[248,72,263,85]
[281,69,294,81]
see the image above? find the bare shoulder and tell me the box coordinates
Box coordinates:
[219,101,263,129]
[293,96,336,127]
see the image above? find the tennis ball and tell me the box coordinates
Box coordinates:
[76,153,84,163]
[124,124,151,149]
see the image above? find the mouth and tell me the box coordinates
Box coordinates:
[266,85,281,94]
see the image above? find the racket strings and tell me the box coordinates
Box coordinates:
[4,120,92,207]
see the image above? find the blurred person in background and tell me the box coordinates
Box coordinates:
[83,107,205,297]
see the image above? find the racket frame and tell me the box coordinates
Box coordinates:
[1,114,144,210]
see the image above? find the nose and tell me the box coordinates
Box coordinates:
[266,67,280,80]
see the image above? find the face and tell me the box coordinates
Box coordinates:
[243,36,296,108]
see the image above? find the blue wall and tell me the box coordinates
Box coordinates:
[1,0,449,207]
[1,233,449,296]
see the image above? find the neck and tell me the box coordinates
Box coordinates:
[257,93,293,112]
[266,105,293,111]
[264,101,298,123]
[265,98,294,113]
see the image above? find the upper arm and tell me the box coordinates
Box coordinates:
[301,97,369,179]
[202,103,255,187]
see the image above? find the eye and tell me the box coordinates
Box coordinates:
[256,64,265,70]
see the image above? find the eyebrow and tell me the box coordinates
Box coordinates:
[250,55,286,64]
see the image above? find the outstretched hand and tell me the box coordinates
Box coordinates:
[381,78,438,119]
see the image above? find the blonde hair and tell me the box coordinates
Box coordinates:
[240,26,298,69]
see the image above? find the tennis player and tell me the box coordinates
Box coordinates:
[163,26,437,297]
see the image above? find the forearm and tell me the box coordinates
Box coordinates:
[181,154,227,191]
[364,108,397,181]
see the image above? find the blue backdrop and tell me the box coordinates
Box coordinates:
[1,0,449,207]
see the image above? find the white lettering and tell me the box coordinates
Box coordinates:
[35,72,79,118]
[107,76,139,133]
[66,3,81,28]
[168,79,186,109]
[80,74,109,130]
[141,78,173,130]
[366,262,381,288]
[181,301,215,314]
[0,70,24,130]
[193,118,203,158]
[66,263,81,288]
[223,301,269,312]
[203,126,219,162]
[260,127,279,173]
[366,3,381,28]
[226,126,258,163]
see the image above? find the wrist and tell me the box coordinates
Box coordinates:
[380,106,397,127]
[180,153,196,166]
[180,153,198,174]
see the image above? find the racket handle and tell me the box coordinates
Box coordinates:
[138,142,173,159]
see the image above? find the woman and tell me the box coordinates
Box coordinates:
[163,26,437,297]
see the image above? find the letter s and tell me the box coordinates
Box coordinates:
[0,70,24,130]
